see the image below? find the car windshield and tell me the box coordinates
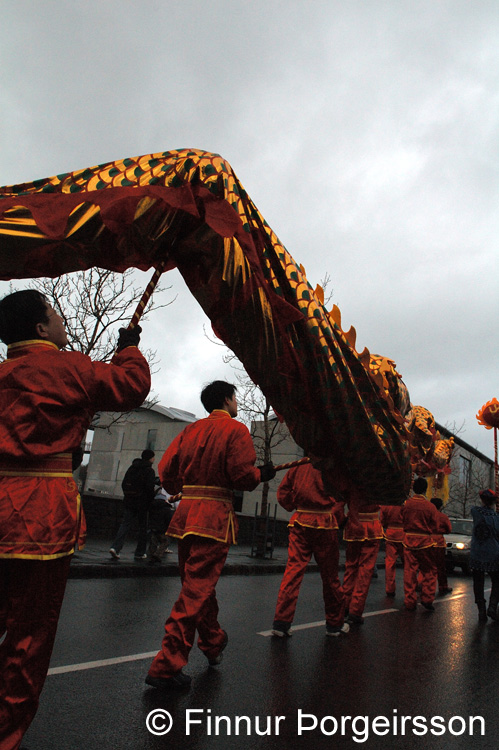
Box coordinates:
[450,519,473,536]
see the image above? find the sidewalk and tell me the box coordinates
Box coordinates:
[69,537,387,579]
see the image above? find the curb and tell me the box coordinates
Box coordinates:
[67,559,379,579]
[68,561,310,579]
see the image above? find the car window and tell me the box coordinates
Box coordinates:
[450,519,473,536]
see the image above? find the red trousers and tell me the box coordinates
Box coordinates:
[274,525,344,628]
[0,555,71,750]
[342,540,380,617]
[403,547,437,607]
[384,540,404,595]
[148,536,229,678]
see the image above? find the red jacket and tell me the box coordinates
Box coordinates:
[160,409,261,544]
[277,463,344,530]
[343,488,382,542]
[379,505,405,543]
[0,340,150,559]
[402,494,440,549]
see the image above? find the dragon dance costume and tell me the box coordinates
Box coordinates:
[0,340,150,750]
[401,494,440,609]
[0,148,413,509]
[379,504,405,597]
[148,409,261,679]
[342,495,383,620]
[273,463,346,631]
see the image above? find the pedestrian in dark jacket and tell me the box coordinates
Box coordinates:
[109,449,156,560]
[470,488,499,622]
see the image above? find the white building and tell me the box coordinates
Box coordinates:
[84,403,197,495]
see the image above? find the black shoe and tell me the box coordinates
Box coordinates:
[439,587,453,596]
[487,600,498,620]
[208,630,228,666]
[386,591,396,598]
[346,613,364,625]
[421,602,435,611]
[404,603,417,611]
[145,671,191,690]
[271,620,292,637]
[478,600,488,623]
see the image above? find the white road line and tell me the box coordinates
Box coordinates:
[258,589,483,637]
[258,608,399,637]
[46,588,483,673]
[48,651,157,676]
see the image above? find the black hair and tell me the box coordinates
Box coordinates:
[141,449,155,461]
[0,289,49,345]
[431,497,443,511]
[200,380,236,413]
[479,489,497,508]
[413,477,428,495]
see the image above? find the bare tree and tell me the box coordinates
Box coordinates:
[445,451,490,518]
[232,371,289,518]
[318,272,334,307]
[28,268,173,367]
[12,268,175,430]
[205,328,289,518]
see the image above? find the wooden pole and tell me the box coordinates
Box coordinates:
[165,457,312,503]
[273,457,311,472]
[127,261,166,330]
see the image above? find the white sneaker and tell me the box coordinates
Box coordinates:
[109,548,120,560]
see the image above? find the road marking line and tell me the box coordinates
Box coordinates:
[46,588,483,672]
[258,608,398,636]
[258,589,484,637]
[48,651,157,675]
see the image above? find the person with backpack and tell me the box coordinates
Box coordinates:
[109,449,156,560]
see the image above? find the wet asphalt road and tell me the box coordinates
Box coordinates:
[24,569,498,750]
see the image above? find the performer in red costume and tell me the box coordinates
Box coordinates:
[271,462,348,637]
[379,504,405,597]
[342,491,383,624]
[0,290,150,750]
[146,380,275,690]
[430,498,453,595]
[402,477,440,611]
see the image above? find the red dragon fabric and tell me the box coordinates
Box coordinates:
[0,148,413,505]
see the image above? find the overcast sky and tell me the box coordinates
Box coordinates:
[1,0,497,459]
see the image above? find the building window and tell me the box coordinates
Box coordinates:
[146,429,157,452]
[459,455,471,487]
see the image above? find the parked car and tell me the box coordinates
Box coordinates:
[445,517,473,575]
